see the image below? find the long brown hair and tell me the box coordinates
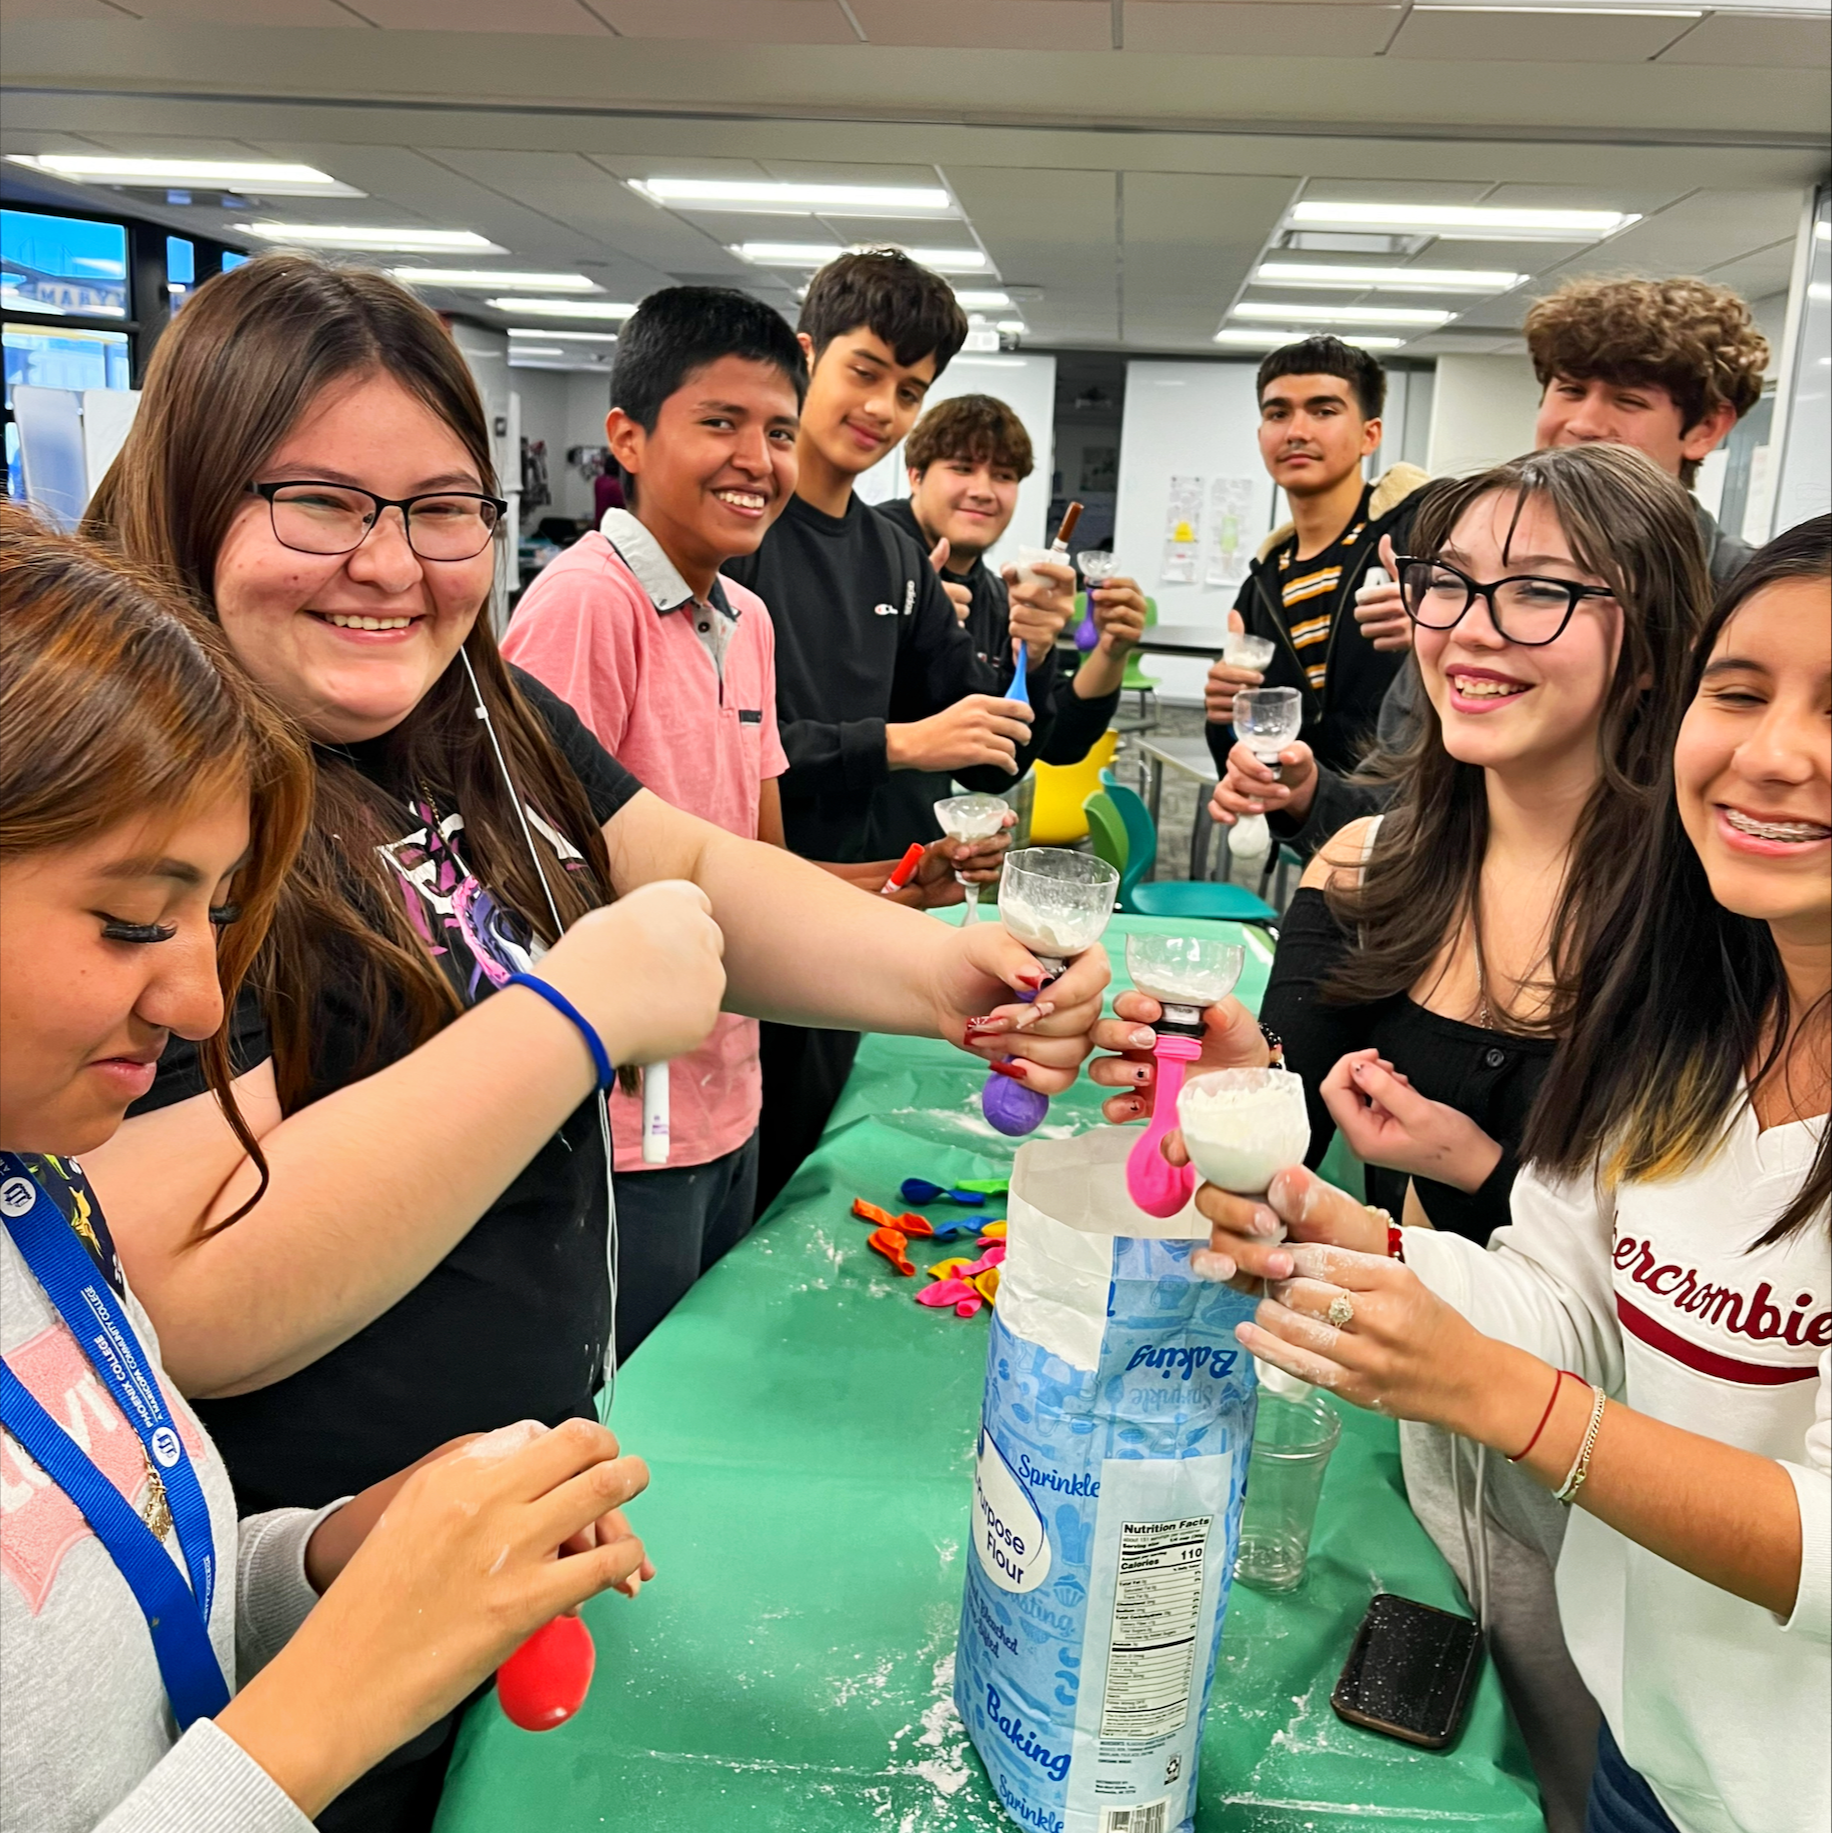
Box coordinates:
[0,505,312,1206]
[1323,444,1710,1036]
[1524,516,1830,1244]
[84,255,615,1110]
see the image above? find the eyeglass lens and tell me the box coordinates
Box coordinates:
[267,484,500,561]
[1401,562,1582,645]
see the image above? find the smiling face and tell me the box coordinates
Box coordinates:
[908,455,1020,567]
[607,354,800,589]
[1534,373,1737,482]
[798,327,937,479]
[1413,490,1626,782]
[1674,577,1832,944]
[0,794,248,1155]
[1256,372,1380,500]
[211,369,497,745]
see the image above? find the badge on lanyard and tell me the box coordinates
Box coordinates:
[0,1154,229,1729]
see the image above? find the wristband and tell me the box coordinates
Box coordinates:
[505,972,614,1092]
[1508,1366,1566,1464]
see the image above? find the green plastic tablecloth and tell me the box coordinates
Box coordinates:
[435,913,1542,1832]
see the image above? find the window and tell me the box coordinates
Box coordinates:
[3,323,132,500]
[1,210,129,320]
[221,250,249,273]
[166,235,195,308]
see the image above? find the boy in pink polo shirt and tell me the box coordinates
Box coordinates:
[506,287,1003,1354]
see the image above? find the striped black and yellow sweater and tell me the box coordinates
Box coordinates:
[1205,463,1431,779]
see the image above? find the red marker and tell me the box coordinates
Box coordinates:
[497,1615,596,1731]
[879,842,925,895]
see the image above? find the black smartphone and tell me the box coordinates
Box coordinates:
[1330,1593,1484,1750]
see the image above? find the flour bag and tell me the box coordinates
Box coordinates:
[956,1128,1259,1833]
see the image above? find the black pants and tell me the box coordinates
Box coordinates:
[612,1131,760,1360]
[753,1024,860,1219]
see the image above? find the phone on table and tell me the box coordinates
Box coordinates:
[1330,1592,1483,1750]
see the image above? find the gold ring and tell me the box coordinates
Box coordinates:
[1326,1294,1355,1329]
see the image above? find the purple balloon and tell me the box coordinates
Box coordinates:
[982,1071,1051,1137]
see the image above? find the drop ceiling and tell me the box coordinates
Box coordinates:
[3,0,1825,361]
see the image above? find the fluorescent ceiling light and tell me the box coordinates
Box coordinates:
[487,298,634,318]
[1234,301,1452,326]
[1255,261,1525,292]
[1416,4,1699,12]
[1292,201,1638,241]
[1215,327,1405,350]
[729,241,988,272]
[391,269,597,291]
[633,178,954,216]
[953,289,1012,310]
[508,346,565,357]
[8,155,362,197]
[508,328,619,342]
[994,319,1027,334]
[241,222,504,253]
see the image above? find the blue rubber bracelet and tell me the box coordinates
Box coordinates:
[505,972,614,1092]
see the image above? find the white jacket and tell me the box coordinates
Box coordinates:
[1406,1106,1829,1833]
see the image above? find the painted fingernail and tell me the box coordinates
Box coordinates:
[1133,1065,1152,1082]
[1016,971,1044,990]
[989,1060,1029,1081]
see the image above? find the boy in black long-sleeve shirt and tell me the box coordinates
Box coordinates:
[724,251,1059,1212]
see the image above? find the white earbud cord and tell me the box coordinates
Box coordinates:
[460,648,621,1411]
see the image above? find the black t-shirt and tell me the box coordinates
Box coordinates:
[130,669,642,1513]
[722,492,1057,862]
[1259,887,1555,1246]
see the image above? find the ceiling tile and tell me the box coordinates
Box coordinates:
[1124,170,1298,345]
[103,0,365,18]
[1387,8,1699,62]
[1124,4,1403,55]
[355,0,610,30]
[588,0,857,40]
[847,0,1112,50]
[1,0,136,17]
[1656,9,1831,65]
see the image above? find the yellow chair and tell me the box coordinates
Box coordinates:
[1028,729,1119,846]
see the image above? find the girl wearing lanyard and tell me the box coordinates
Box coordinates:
[78,256,1108,1829]
[0,512,656,1832]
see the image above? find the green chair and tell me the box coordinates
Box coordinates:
[1084,782,1280,933]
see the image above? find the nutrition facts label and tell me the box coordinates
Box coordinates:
[1097,1516,1212,1740]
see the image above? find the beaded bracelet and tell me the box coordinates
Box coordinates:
[1258,1021,1285,1068]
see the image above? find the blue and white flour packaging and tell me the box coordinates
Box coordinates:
[956,1129,1259,1833]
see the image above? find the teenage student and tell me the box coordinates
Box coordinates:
[1200,336,1429,780]
[502,288,1006,1350]
[876,392,1148,806]
[1180,516,1830,1833]
[1092,444,1710,1827]
[720,249,1064,1213]
[77,255,1109,1831]
[0,510,655,1833]
[1214,276,1770,857]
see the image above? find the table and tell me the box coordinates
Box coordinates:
[435,914,1542,1833]
[1133,733,1222,878]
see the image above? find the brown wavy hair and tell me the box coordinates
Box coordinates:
[1524,516,1830,1245]
[0,504,312,1211]
[84,254,615,1112]
[905,393,1034,480]
[1323,445,1710,1035]
[1524,276,1769,486]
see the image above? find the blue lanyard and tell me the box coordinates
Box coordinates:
[0,1155,229,1729]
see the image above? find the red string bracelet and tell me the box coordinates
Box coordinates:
[1508,1366,1569,1464]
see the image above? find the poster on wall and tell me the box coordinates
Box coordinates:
[1160,474,1203,584]
[1204,476,1256,590]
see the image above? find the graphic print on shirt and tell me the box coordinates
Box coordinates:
[374,795,584,999]
[1612,1219,1830,1386]
[1,1161,204,1615]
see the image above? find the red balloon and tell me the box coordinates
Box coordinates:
[496,1614,596,1731]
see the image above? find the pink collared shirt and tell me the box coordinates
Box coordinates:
[504,512,788,1172]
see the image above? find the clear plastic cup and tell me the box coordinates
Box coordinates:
[1012,544,1062,590]
[1222,632,1276,672]
[1233,685,1304,766]
[997,847,1117,965]
[1234,1389,1342,1593]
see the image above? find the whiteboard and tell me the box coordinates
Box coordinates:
[853,352,1058,577]
[1113,360,1279,700]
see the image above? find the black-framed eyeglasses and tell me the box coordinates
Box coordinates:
[250,481,510,562]
[1394,556,1616,648]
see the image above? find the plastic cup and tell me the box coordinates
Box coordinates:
[1222,632,1276,672]
[1234,685,1304,766]
[1234,1390,1342,1593]
[1011,544,1061,590]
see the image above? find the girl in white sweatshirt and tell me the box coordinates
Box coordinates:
[1179,515,1830,1833]
[0,515,655,1831]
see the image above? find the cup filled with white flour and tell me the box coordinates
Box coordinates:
[1176,1068,1311,1195]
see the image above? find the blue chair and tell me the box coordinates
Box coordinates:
[1086,778,1280,932]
